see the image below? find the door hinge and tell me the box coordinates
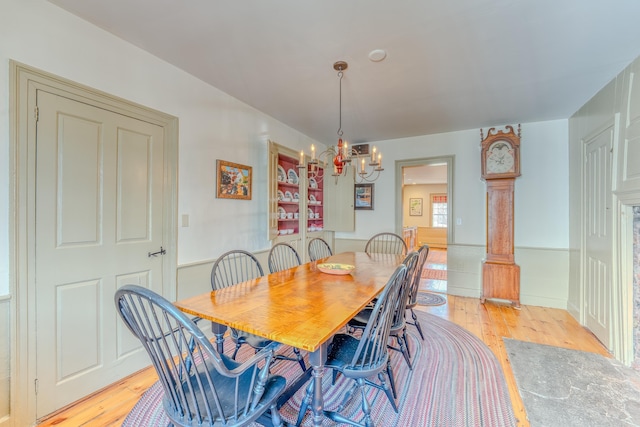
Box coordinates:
[34,378,39,395]
[34,106,39,122]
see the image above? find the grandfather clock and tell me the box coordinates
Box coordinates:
[480,125,521,308]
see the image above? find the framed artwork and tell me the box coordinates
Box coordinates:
[216,159,252,200]
[409,198,423,216]
[355,183,374,210]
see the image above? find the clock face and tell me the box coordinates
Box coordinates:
[486,141,515,174]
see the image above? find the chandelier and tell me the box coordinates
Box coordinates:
[298,61,384,183]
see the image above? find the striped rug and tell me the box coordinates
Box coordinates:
[421,266,447,280]
[123,311,516,426]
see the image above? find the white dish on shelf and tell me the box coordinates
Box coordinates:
[309,177,318,189]
[293,192,300,202]
[309,194,317,204]
[287,168,299,185]
[278,206,286,219]
[308,208,314,217]
[277,165,286,182]
[284,190,293,200]
[277,190,284,201]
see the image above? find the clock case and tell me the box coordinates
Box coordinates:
[480,124,522,308]
[480,125,521,180]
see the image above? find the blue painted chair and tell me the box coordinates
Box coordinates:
[296,263,408,426]
[115,284,285,427]
[211,249,306,371]
[365,232,408,256]
[308,237,333,261]
[268,242,302,273]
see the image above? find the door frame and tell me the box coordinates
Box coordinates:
[579,116,631,363]
[394,156,454,242]
[9,61,179,425]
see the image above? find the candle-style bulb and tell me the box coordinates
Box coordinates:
[311,144,316,160]
[371,146,377,163]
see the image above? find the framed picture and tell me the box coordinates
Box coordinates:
[355,183,374,210]
[216,159,252,200]
[409,198,423,216]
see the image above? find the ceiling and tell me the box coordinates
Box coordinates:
[403,164,448,185]
[47,0,640,147]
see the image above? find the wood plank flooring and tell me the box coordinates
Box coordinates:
[37,296,610,427]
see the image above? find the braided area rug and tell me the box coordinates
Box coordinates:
[123,311,516,426]
[416,291,447,306]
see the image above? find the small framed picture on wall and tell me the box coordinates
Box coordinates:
[216,159,252,200]
[355,183,374,210]
[409,198,423,216]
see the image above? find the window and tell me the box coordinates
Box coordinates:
[431,194,447,228]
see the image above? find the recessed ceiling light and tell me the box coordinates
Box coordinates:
[368,49,387,62]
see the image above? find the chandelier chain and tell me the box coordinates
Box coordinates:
[337,69,344,137]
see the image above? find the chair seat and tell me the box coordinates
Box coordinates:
[326,333,388,379]
[177,364,286,424]
[348,309,372,329]
[231,329,274,349]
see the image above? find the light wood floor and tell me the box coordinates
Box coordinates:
[37,295,610,427]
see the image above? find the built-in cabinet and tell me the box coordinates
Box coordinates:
[268,141,355,261]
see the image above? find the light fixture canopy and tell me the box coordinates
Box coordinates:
[298,61,384,184]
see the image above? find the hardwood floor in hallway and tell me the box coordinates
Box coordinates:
[37,296,610,427]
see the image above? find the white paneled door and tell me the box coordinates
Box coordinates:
[35,90,165,417]
[583,125,614,349]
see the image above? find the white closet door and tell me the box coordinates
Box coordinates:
[34,90,165,417]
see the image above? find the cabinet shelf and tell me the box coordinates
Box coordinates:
[278,201,300,205]
[277,181,299,188]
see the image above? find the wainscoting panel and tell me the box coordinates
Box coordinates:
[517,247,569,309]
[446,244,569,308]
[0,296,10,424]
[176,249,270,301]
[446,244,483,298]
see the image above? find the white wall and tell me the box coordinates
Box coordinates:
[339,120,570,249]
[1,2,326,422]
[0,0,324,286]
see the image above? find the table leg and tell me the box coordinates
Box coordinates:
[308,343,327,427]
[210,322,227,354]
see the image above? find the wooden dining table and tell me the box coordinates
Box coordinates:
[174,251,405,426]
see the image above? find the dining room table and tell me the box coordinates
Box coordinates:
[174,251,405,426]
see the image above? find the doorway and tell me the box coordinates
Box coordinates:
[11,62,178,424]
[396,157,452,294]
